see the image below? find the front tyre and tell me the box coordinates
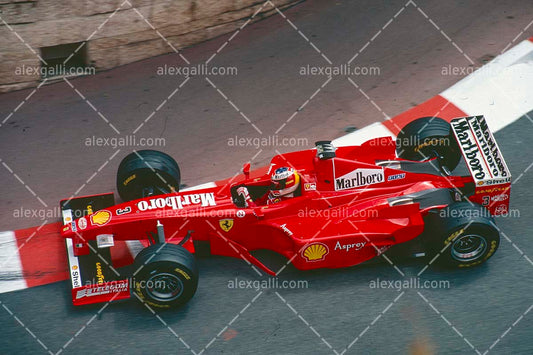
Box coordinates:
[133,244,198,309]
[425,202,500,267]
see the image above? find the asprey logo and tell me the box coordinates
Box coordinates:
[334,241,367,252]
[335,168,384,191]
[137,192,216,211]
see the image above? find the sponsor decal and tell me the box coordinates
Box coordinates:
[304,183,317,191]
[495,204,508,214]
[302,243,328,262]
[71,221,77,232]
[78,217,87,230]
[174,267,191,280]
[219,219,234,232]
[268,197,282,204]
[413,138,448,152]
[90,210,112,226]
[444,228,465,245]
[476,187,508,194]
[451,116,510,183]
[137,193,216,211]
[116,206,132,215]
[96,234,114,248]
[71,269,81,288]
[95,262,105,284]
[67,239,82,289]
[65,216,72,222]
[334,241,367,252]
[477,177,511,186]
[492,194,509,202]
[335,168,384,191]
[236,210,246,218]
[75,281,129,299]
[62,225,70,232]
[123,174,136,186]
[280,223,293,236]
[387,173,405,181]
[452,119,487,180]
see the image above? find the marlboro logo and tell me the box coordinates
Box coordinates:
[335,168,384,191]
[137,192,216,211]
[451,116,510,183]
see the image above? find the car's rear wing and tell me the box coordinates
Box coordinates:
[450,116,511,215]
[60,193,131,306]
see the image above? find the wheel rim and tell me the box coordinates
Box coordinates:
[146,272,184,302]
[451,234,487,261]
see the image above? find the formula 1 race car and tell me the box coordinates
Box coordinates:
[60,116,511,308]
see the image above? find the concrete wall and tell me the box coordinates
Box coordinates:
[0,0,300,92]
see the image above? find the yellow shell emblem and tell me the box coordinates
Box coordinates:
[90,210,111,226]
[302,243,328,262]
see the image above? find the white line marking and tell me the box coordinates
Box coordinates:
[441,39,533,132]
[0,231,27,294]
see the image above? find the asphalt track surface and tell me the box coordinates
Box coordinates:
[1,0,532,354]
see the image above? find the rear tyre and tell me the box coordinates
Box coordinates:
[396,117,461,172]
[425,202,500,267]
[132,243,198,309]
[117,150,180,202]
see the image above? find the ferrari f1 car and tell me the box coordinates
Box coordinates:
[60,116,511,308]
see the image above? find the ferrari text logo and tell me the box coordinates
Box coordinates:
[219,219,234,232]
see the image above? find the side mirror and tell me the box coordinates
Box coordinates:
[242,162,251,179]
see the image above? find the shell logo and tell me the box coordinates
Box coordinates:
[302,243,328,262]
[90,210,112,226]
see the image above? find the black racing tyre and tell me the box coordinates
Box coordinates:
[396,117,461,172]
[132,243,198,309]
[117,150,180,202]
[424,202,500,268]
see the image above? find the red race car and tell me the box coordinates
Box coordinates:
[60,116,511,308]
